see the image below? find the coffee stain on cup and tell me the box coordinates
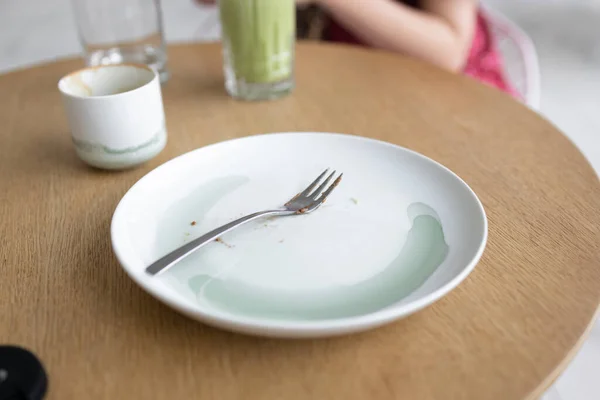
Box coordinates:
[71,74,92,96]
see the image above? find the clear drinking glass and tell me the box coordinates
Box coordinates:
[70,0,169,82]
[219,0,295,100]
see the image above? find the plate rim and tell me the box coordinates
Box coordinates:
[111,132,488,337]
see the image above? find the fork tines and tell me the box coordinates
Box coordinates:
[305,168,343,200]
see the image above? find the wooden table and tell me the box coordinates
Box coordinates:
[1,43,599,400]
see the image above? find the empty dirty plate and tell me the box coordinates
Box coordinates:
[111,132,487,338]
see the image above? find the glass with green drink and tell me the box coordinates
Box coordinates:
[219,0,295,100]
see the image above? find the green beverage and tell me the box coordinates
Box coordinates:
[219,0,295,100]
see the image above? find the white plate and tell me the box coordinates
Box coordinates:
[111,132,487,338]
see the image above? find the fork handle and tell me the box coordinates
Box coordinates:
[145,210,288,276]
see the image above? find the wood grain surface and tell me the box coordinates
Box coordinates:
[1,43,599,400]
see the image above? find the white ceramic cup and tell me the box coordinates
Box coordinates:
[58,64,167,170]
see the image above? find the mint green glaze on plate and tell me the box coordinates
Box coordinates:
[186,202,448,320]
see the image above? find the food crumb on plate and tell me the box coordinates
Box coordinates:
[215,237,233,248]
[190,221,197,226]
[350,197,358,205]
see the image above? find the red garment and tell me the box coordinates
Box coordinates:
[325,11,519,98]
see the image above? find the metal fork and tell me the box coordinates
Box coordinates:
[146,169,343,276]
